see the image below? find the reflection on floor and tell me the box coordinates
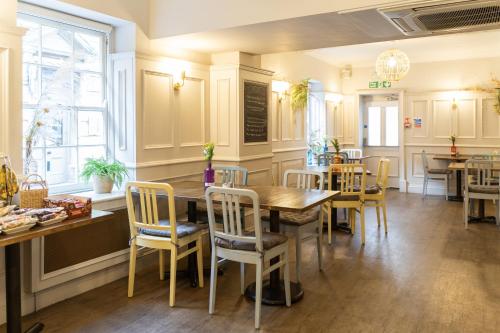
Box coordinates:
[5,190,500,333]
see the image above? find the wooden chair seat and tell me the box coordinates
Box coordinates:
[261,206,320,226]
[353,184,381,195]
[332,194,360,201]
[140,220,208,238]
[215,231,288,251]
[468,184,500,194]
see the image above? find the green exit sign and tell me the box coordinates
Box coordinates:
[369,81,392,88]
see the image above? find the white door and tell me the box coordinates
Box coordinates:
[362,100,400,188]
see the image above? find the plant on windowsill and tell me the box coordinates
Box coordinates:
[290,79,310,111]
[449,134,457,156]
[81,158,128,194]
[203,143,215,188]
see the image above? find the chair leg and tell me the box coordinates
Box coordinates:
[496,198,500,227]
[327,204,332,245]
[375,206,381,227]
[159,249,165,281]
[169,248,177,307]
[422,176,426,196]
[445,175,449,200]
[317,214,323,271]
[360,206,366,245]
[209,250,218,314]
[255,259,263,329]
[350,209,356,235]
[295,230,302,283]
[283,249,291,307]
[464,196,469,229]
[240,263,245,295]
[382,203,388,234]
[127,242,137,298]
[196,238,204,288]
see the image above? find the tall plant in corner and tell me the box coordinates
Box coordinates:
[290,79,310,111]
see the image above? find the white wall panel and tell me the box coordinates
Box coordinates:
[481,98,500,138]
[215,78,231,146]
[456,99,476,139]
[432,100,452,138]
[410,99,428,138]
[178,77,205,147]
[142,70,174,149]
[271,92,280,141]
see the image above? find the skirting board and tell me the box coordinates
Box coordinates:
[408,183,447,196]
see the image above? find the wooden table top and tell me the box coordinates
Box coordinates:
[305,165,372,175]
[0,210,113,247]
[169,181,339,213]
[433,154,472,162]
[448,162,500,171]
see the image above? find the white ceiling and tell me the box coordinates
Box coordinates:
[306,28,500,68]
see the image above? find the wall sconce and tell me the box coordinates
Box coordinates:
[451,97,458,110]
[272,80,290,102]
[173,70,186,90]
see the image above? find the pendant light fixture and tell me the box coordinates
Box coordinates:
[375,48,410,82]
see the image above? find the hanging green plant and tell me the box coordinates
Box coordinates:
[290,79,310,111]
[470,77,500,115]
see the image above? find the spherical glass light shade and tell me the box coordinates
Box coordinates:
[375,48,410,82]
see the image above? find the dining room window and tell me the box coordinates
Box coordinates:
[17,10,110,193]
[366,102,399,147]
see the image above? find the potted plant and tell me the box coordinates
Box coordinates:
[449,134,457,156]
[290,79,309,111]
[203,143,215,188]
[81,158,128,194]
[331,138,343,166]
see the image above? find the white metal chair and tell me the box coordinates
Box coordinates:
[464,160,500,229]
[206,186,291,329]
[262,169,324,283]
[341,148,363,162]
[126,181,206,307]
[421,150,452,199]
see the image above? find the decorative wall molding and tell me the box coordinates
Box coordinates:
[213,153,274,162]
[117,69,128,151]
[0,48,9,156]
[126,156,205,169]
[272,147,308,153]
[405,143,500,148]
[215,78,231,146]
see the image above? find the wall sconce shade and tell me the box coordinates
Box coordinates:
[272,80,290,102]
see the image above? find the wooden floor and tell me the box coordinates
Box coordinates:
[5,191,500,332]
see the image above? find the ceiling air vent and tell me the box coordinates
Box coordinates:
[378,0,500,36]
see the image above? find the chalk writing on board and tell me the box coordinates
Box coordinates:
[244,81,268,143]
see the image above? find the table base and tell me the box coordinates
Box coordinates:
[468,216,497,224]
[447,195,464,202]
[244,280,303,305]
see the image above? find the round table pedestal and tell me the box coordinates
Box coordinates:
[244,280,303,305]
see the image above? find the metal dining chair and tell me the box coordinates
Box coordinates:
[421,150,452,199]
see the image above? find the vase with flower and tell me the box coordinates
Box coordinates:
[203,143,215,188]
[449,134,457,156]
[331,138,342,170]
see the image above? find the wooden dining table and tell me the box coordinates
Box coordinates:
[306,165,371,233]
[0,210,113,333]
[168,180,338,305]
[434,154,473,201]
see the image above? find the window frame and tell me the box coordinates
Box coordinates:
[18,7,112,194]
[365,100,399,147]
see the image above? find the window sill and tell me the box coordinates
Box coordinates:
[72,190,126,210]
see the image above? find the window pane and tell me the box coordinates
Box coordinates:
[385,106,399,146]
[42,25,73,67]
[74,32,102,72]
[368,106,381,146]
[23,108,45,148]
[74,72,103,107]
[23,148,46,176]
[78,111,105,145]
[41,66,73,107]
[23,64,40,104]
[44,109,78,147]
[78,146,106,177]
[18,19,40,64]
[46,147,78,186]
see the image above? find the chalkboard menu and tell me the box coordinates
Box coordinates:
[244,81,268,143]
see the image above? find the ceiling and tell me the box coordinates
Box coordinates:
[306,28,500,68]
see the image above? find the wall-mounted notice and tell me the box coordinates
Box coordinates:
[244,81,268,143]
[414,117,422,128]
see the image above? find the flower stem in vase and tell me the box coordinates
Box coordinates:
[204,161,215,188]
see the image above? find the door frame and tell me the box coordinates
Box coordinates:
[356,89,406,192]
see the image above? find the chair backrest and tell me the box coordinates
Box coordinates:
[213,165,249,185]
[328,164,366,197]
[341,148,363,159]
[283,169,324,190]
[421,150,429,175]
[338,151,350,164]
[126,181,178,244]
[375,158,391,194]
[205,186,263,252]
[464,159,496,192]
[317,153,330,166]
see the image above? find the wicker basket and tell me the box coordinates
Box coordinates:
[19,174,48,208]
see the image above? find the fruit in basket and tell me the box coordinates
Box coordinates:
[0,165,19,201]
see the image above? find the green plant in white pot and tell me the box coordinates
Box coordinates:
[81,158,128,194]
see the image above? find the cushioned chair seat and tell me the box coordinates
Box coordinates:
[352,184,381,194]
[332,194,360,201]
[428,168,452,175]
[140,219,208,238]
[215,231,288,252]
[261,207,320,226]
[468,184,500,194]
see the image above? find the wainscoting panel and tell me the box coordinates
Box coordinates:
[178,77,205,147]
[216,78,231,146]
[456,99,476,139]
[410,99,428,138]
[432,100,452,139]
[482,98,500,138]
